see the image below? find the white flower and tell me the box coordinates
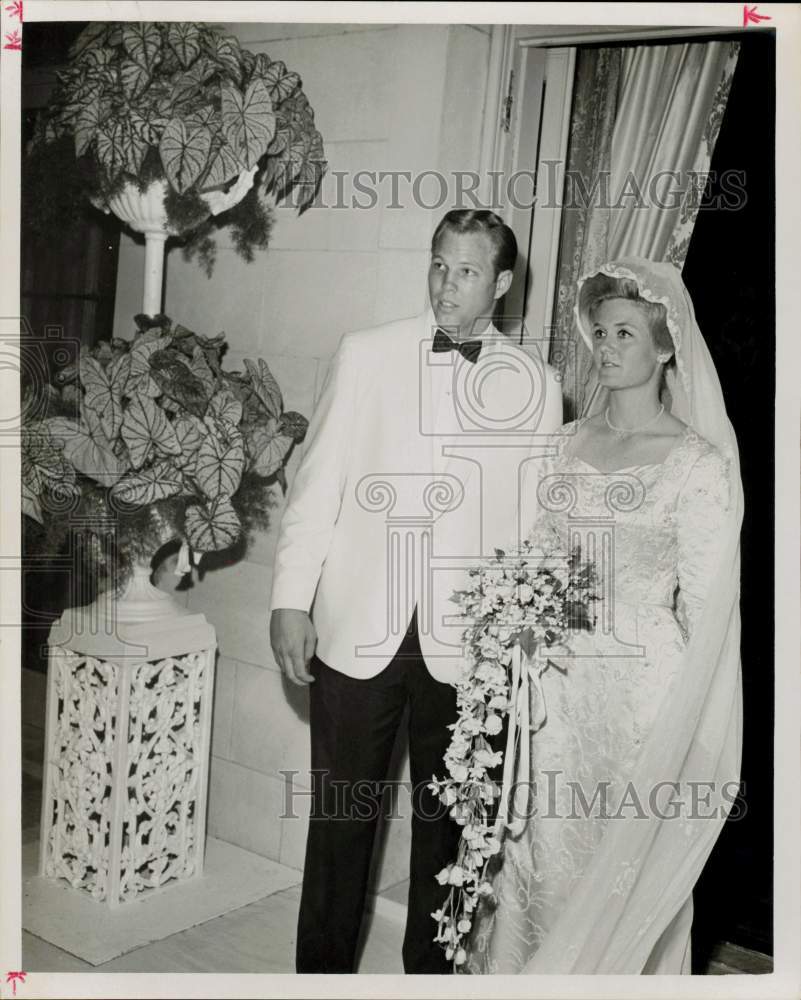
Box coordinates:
[517,583,534,604]
[448,865,466,886]
[487,694,507,710]
[478,636,502,658]
[475,659,504,682]
[475,747,502,768]
[449,763,468,782]
[484,713,503,735]
[454,948,467,965]
[460,716,483,735]
[450,802,471,824]
[435,866,451,886]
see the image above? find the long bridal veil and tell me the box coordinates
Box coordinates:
[522,258,744,973]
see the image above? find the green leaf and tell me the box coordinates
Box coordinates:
[295,156,326,213]
[22,422,60,483]
[188,347,216,394]
[185,498,241,552]
[207,389,242,427]
[203,32,243,83]
[68,22,114,59]
[95,120,126,179]
[79,354,131,440]
[266,126,290,156]
[74,94,104,156]
[282,91,312,120]
[110,460,184,508]
[121,394,181,469]
[278,410,309,444]
[260,59,301,104]
[166,23,201,68]
[172,413,206,467]
[47,414,126,487]
[184,106,220,131]
[120,58,151,100]
[244,357,282,419]
[195,421,244,499]
[121,22,162,71]
[160,117,213,193]
[250,424,293,477]
[171,54,217,97]
[120,119,149,175]
[220,79,275,170]
[269,132,309,203]
[90,340,113,366]
[201,138,243,188]
[22,423,79,521]
[240,48,256,80]
[130,107,168,145]
[149,348,209,418]
[126,337,169,397]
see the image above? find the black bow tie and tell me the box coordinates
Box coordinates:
[432,328,482,363]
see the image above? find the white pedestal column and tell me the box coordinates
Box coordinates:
[39,584,217,907]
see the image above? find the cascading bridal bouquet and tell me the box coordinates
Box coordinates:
[428,539,598,966]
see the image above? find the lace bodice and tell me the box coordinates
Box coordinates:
[527,418,731,639]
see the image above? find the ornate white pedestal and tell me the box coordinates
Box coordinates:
[39,572,217,906]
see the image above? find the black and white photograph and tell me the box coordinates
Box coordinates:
[3,2,799,998]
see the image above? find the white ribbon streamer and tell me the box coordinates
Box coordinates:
[493,643,550,838]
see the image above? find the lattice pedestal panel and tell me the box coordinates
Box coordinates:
[40,608,216,907]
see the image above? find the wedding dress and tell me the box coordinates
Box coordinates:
[465,258,744,974]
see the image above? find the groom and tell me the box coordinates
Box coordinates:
[270,209,562,973]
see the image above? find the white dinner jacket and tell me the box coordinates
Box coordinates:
[270,309,563,682]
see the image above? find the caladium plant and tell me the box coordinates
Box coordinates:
[22,314,307,576]
[26,21,326,269]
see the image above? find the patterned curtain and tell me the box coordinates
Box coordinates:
[549,48,622,421]
[549,41,740,420]
[664,44,740,265]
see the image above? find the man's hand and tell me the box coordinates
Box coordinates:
[270,608,317,686]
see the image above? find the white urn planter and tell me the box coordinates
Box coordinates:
[92,167,258,315]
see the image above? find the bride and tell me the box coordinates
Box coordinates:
[464,257,744,974]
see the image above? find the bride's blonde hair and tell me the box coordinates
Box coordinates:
[583,274,674,364]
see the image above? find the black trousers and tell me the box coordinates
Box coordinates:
[295,614,460,973]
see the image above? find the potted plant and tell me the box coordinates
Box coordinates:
[24,21,326,278]
[22,313,307,607]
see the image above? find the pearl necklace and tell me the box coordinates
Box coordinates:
[604,403,665,438]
